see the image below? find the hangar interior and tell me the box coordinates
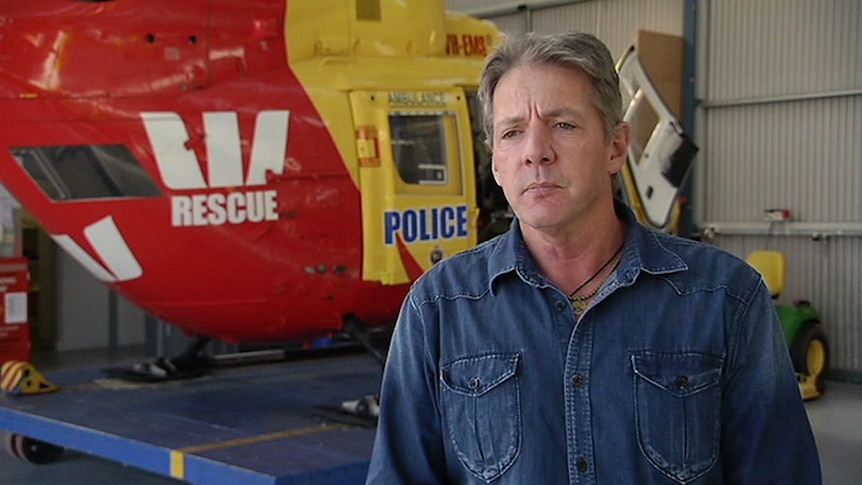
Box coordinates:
[6,0,858,385]
[0,0,859,484]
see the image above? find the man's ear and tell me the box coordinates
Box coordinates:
[491,157,502,186]
[608,122,631,174]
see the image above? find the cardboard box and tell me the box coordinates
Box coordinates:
[636,30,684,121]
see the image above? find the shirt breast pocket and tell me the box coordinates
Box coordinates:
[440,352,522,483]
[631,351,723,484]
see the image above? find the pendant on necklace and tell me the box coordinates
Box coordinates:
[571,298,588,316]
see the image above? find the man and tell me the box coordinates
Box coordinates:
[366,32,821,484]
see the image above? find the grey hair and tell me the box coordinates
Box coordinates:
[478,32,623,149]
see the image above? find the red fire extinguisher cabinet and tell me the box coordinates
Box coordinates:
[0,257,30,363]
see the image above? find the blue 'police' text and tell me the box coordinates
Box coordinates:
[384,206,468,245]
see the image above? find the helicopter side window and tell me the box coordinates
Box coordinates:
[10,145,161,201]
[389,114,449,187]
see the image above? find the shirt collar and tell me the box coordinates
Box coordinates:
[487,200,688,294]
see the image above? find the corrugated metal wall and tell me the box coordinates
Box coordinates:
[697,0,862,379]
[447,0,686,58]
[485,13,527,35]
[448,0,862,379]
[702,97,862,223]
[705,0,860,100]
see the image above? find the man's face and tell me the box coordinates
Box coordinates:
[490,63,628,233]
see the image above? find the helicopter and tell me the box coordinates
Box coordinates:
[0,0,695,379]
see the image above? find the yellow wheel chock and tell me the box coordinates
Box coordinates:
[0,361,59,395]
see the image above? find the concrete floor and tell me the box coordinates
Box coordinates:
[807,380,862,484]
[1,351,860,484]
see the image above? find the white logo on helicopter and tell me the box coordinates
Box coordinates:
[141,110,290,227]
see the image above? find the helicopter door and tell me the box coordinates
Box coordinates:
[350,90,477,285]
[616,43,698,232]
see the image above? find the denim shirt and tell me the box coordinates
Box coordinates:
[367,204,821,484]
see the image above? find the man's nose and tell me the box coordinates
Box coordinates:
[524,124,555,165]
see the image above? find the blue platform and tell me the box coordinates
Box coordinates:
[0,354,381,484]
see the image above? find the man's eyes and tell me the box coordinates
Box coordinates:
[498,121,577,139]
[500,129,521,140]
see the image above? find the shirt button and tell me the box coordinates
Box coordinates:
[554,300,566,312]
[577,457,589,472]
[571,373,585,387]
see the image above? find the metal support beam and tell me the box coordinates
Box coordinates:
[701,222,862,240]
[702,88,862,109]
[462,0,588,18]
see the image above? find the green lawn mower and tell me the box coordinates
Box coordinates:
[747,250,829,400]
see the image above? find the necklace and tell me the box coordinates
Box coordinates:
[569,256,622,316]
[567,240,625,315]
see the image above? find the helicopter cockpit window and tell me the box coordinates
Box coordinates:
[10,144,161,201]
[389,114,450,187]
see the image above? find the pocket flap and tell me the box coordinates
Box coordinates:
[631,351,723,397]
[441,352,520,397]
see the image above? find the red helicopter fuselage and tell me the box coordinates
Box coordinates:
[0,0,500,343]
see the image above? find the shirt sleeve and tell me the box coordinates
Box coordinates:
[366,293,448,484]
[721,278,822,484]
